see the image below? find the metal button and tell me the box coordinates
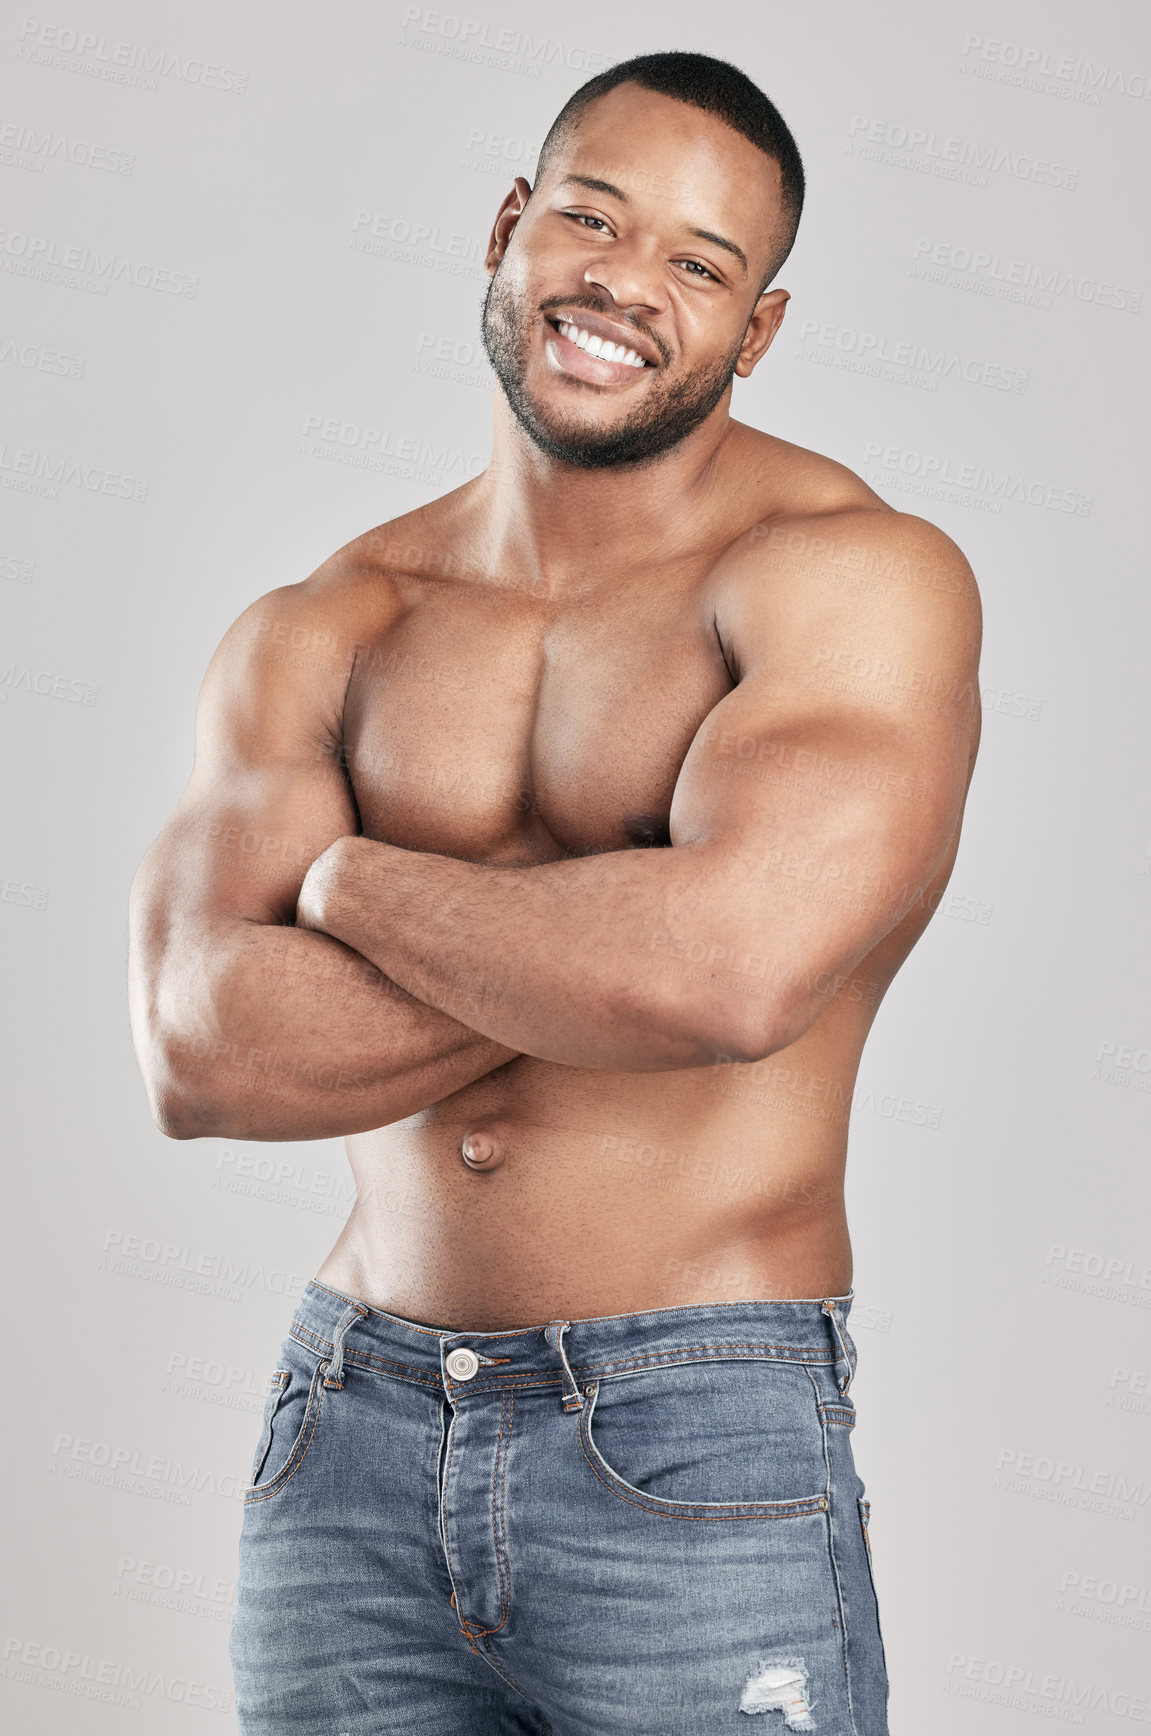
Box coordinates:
[446,1347,480,1381]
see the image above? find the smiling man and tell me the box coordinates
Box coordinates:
[130,50,980,1736]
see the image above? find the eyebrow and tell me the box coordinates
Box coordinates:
[556,173,749,276]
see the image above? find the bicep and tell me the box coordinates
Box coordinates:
[673,689,970,948]
[669,525,980,999]
[132,586,359,944]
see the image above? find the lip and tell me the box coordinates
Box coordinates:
[543,310,660,385]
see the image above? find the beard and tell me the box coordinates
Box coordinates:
[480,267,746,471]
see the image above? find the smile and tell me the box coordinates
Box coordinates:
[552,319,649,368]
[542,313,661,388]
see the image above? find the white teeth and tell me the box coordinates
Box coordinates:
[555,321,647,367]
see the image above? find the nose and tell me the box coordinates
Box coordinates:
[581,234,665,320]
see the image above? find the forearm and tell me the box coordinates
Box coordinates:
[134,920,518,1141]
[303,837,781,1069]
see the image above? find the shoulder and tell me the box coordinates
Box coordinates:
[713,439,982,684]
[706,474,983,766]
[192,519,426,755]
[725,423,979,596]
[204,498,465,691]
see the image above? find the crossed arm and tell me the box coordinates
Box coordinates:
[296,512,982,1072]
[128,574,521,1142]
[129,512,980,1141]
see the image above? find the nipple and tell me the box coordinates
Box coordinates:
[461,1128,505,1171]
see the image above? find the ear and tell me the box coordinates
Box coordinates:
[484,176,533,275]
[733,288,790,378]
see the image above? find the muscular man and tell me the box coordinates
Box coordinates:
[129,51,980,1736]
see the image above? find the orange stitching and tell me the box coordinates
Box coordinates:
[441,1406,462,1605]
[289,1321,842,1395]
[583,1340,833,1369]
[496,1387,515,1626]
[576,1388,827,1522]
[470,1629,538,1705]
[289,1324,443,1384]
[244,1367,325,1505]
[465,1388,515,1639]
[294,1317,834,1370]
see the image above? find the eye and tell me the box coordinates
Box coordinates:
[676,259,720,282]
[564,211,612,233]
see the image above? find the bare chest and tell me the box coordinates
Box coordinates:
[342,583,734,864]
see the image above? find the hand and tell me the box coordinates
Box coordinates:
[296,836,360,935]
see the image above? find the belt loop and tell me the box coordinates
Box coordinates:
[544,1320,585,1412]
[821,1295,858,1397]
[323,1302,368,1389]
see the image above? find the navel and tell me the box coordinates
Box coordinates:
[460,1127,506,1171]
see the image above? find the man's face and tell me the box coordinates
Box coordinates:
[481,83,787,470]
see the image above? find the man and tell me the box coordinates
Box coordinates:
[129,50,980,1736]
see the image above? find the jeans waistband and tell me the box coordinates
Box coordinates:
[289,1280,860,1408]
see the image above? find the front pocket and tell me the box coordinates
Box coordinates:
[244,1354,327,1505]
[249,1371,290,1486]
[578,1359,830,1521]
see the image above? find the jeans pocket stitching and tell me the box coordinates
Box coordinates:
[244,1359,326,1505]
[577,1379,829,1522]
[247,1371,290,1486]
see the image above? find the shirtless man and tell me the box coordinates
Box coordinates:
[129,50,980,1736]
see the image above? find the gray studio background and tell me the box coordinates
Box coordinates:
[3,0,1149,1728]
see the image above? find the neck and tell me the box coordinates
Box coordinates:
[469,390,740,593]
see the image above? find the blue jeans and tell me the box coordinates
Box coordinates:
[230,1279,890,1733]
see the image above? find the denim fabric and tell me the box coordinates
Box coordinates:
[229,1279,890,1734]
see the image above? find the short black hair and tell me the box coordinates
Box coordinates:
[534,50,805,291]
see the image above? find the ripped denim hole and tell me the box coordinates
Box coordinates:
[739,1655,816,1730]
